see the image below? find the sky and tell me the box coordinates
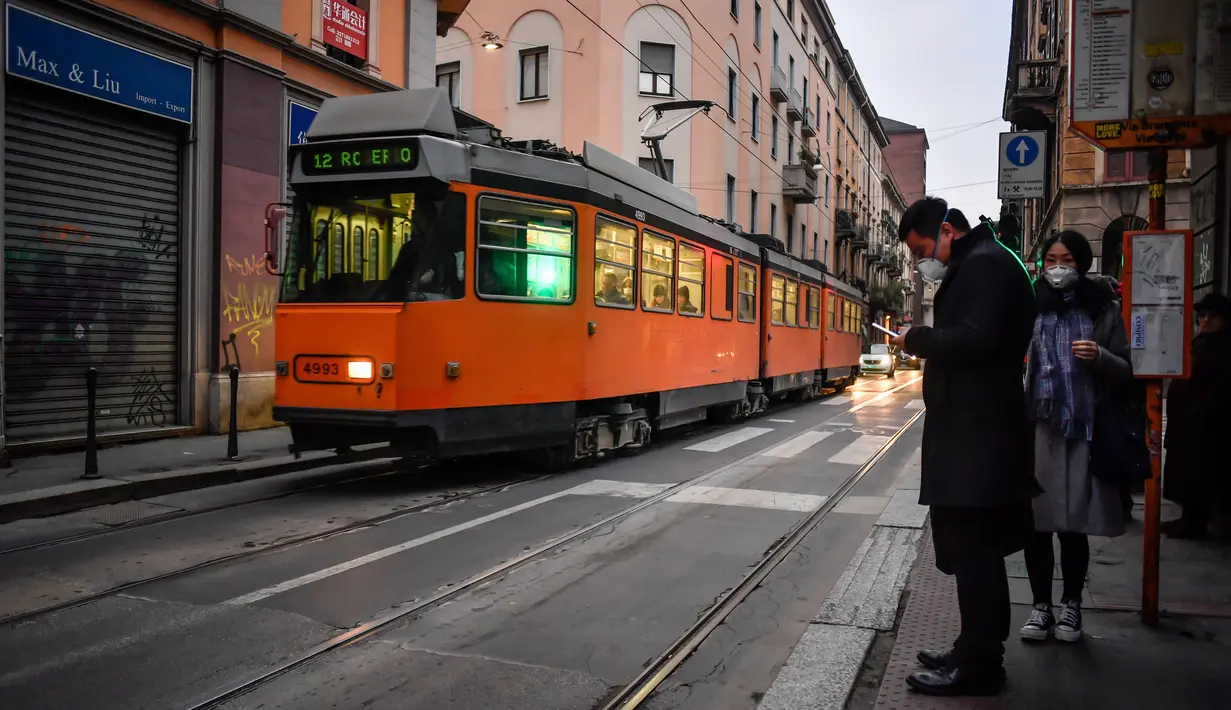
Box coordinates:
[827,0,1012,221]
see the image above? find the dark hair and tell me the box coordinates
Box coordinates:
[897,196,971,242]
[1039,229,1094,275]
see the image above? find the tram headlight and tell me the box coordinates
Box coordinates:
[348,361,374,380]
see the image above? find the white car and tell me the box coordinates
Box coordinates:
[860,344,896,378]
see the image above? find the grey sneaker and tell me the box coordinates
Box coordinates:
[1055,600,1083,643]
[1020,602,1054,641]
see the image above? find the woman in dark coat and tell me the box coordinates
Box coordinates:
[1021,231,1133,644]
[1162,292,1231,539]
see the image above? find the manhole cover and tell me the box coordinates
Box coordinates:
[89,500,182,527]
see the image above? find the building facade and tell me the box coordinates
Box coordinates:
[1002,0,1192,283]
[0,0,469,459]
[879,117,927,325]
[439,0,914,336]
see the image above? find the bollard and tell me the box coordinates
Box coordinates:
[225,366,241,461]
[81,367,100,479]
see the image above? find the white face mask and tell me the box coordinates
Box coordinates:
[915,208,950,283]
[1043,264,1079,290]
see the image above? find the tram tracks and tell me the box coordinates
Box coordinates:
[176,380,923,710]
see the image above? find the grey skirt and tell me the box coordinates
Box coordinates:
[1032,421,1126,537]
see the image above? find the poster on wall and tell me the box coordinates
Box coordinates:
[322,0,368,61]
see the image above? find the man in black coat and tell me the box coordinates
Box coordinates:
[889,197,1039,696]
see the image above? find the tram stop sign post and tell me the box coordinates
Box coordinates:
[1064,0,1223,626]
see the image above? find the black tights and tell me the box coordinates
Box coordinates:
[1024,531,1089,605]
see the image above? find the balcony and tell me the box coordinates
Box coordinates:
[800,107,816,137]
[888,255,904,277]
[850,224,869,250]
[1004,58,1060,131]
[782,163,818,202]
[770,66,789,102]
[786,88,803,121]
[835,209,856,240]
[866,241,882,262]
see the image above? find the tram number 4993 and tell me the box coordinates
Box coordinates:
[303,361,340,376]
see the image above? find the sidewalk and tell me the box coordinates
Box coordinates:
[0,427,395,523]
[860,508,1231,709]
[758,456,1231,710]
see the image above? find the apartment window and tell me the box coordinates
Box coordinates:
[726,174,737,223]
[800,224,807,259]
[787,0,794,24]
[824,239,829,264]
[826,111,831,142]
[751,93,760,141]
[789,56,796,88]
[788,133,795,164]
[436,62,460,107]
[771,115,779,158]
[727,68,738,119]
[812,231,819,262]
[772,31,779,67]
[786,213,794,251]
[639,42,675,96]
[754,2,762,48]
[824,175,830,205]
[750,189,759,232]
[519,47,549,101]
[770,203,778,238]
[1105,150,1150,182]
[803,77,808,105]
[637,157,675,183]
[731,0,739,18]
[824,57,830,82]
[801,18,808,43]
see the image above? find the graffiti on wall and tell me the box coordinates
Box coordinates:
[222,254,276,363]
[5,212,178,438]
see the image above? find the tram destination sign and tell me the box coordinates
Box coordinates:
[301,139,420,175]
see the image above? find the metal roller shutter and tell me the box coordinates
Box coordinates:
[4,94,181,441]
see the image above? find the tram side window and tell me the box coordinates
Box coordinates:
[710,253,734,320]
[785,279,799,326]
[770,274,786,325]
[678,243,705,316]
[737,263,757,322]
[594,216,636,308]
[808,286,820,329]
[827,293,836,330]
[642,231,675,312]
[476,196,575,302]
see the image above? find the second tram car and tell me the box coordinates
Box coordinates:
[270,89,867,466]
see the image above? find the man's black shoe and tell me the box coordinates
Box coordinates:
[916,649,951,671]
[906,666,1006,697]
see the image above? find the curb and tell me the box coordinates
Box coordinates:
[757,448,928,710]
[0,445,400,524]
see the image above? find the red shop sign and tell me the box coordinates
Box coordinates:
[323,0,368,61]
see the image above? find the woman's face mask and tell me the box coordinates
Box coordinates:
[1043,264,1079,290]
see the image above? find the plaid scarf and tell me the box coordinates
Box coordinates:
[1028,292,1096,440]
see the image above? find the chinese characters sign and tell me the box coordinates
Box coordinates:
[323,0,368,61]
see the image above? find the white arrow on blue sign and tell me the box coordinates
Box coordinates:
[1004,135,1039,167]
[998,130,1046,200]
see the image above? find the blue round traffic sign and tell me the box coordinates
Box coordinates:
[1005,135,1039,167]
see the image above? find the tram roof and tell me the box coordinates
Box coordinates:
[299,90,864,298]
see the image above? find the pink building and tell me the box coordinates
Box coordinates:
[436,0,910,295]
[880,117,929,324]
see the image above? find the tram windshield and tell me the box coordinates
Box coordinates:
[280,184,465,303]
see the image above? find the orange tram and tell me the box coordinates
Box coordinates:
[269,89,868,468]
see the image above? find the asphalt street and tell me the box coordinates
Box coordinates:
[0,373,925,710]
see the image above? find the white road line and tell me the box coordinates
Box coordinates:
[567,480,674,498]
[768,418,796,423]
[829,435,891,465]
[224,490,576,606]
[904,399,925,410]
[762,430,832,459]
[684,426,773,452]
[666,486,827,513]
[820,396,852,405]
